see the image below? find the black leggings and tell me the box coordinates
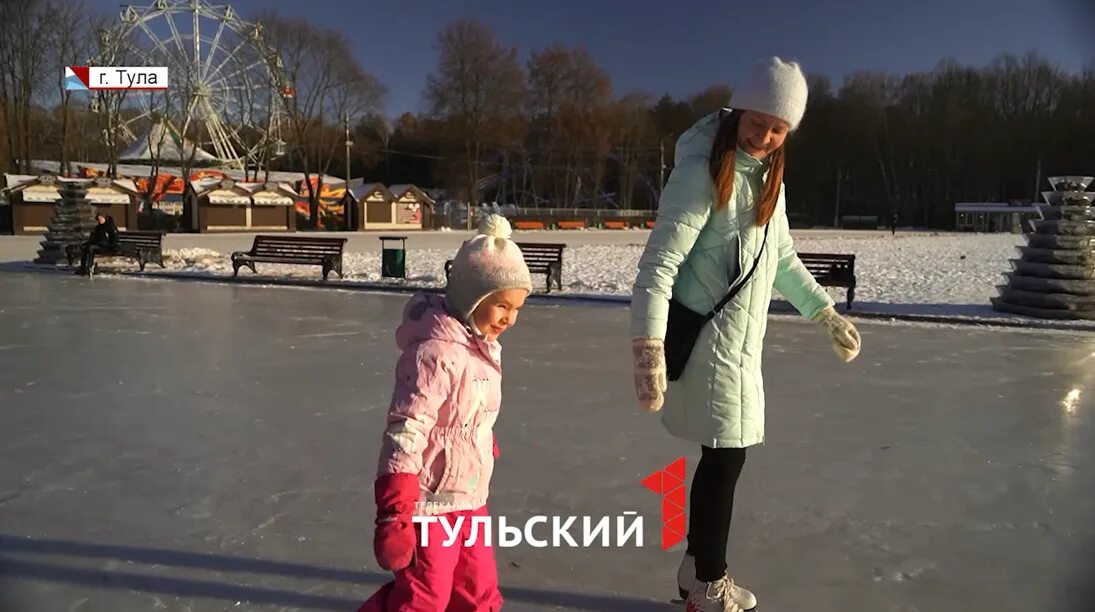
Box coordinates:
[80,244,106,272]
[686,445,747,582]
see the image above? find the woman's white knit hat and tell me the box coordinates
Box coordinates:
[445,215,533,323]
[731,56,809,130]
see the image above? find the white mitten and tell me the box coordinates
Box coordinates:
[632,338,668,412]
[813,307,861,362]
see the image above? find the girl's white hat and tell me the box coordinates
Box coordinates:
[445,215,533,323]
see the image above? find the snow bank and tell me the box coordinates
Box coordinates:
[142,233,1024,305]
[82,231,1094,329]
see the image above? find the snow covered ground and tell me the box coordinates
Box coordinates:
[74,232,1052,321]
[46,231,1021,302]
[3,229,1087,328]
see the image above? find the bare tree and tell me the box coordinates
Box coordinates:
[564,49,613,206]
[691,85,732,116]
[42,0,98,176]
[0,0,51,172]
[609,93,656,209]
[526,46,612,206]
[526,46,569,204]
[425,19,524,216]
[379,51,1089,227]
[258,13,385,229]
[90,23,140,179]
[352,112,391,174]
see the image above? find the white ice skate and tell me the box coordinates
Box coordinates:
[679,556,757,611]
[685,576,743,612]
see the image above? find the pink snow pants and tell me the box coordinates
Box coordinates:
[359,505,503,612]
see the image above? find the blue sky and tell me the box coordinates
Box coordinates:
[84,0,1092,116]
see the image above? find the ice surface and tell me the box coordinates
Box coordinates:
[1,272,1094,611]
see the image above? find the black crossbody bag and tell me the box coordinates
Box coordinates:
[664,223,769,381]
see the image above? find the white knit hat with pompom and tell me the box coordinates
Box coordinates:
[445,214,533,323]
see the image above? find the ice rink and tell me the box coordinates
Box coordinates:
[1,271,1093,611]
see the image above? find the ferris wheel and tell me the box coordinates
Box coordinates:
[93,0,291,170]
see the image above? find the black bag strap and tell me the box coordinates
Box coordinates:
[703,222,770,322]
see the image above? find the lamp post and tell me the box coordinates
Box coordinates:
[345,112,354,230]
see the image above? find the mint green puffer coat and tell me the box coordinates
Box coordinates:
[631,111,834,448]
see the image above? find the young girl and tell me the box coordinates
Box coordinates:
[360,215,532,612]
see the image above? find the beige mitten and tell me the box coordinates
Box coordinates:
[632,338,668,412]
[813,307,861,362]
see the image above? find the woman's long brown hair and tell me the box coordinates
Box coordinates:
[708,110,785,226]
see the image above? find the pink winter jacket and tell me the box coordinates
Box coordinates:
[377,293,502,516]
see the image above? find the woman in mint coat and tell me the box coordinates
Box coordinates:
[630,57,862,612]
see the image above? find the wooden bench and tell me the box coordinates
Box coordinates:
[646,220,656,229]
[557,220,586,230]
[799,253,856,309]
[231,235,347,280]
[65,231,166,274]
[603,221,629,230]
[446,242,566,293]
[513,220,546,231]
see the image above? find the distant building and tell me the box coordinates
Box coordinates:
[343,182,394,231]
[2,175,139,235]
[184,179,298,233]
[954,202,1039,233]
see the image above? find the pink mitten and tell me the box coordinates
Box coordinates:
[373,473,419,571]
[493,434,500,459]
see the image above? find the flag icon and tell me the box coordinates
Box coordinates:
[64,67,90,91]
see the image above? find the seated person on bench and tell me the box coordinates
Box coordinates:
[76,214,119,276]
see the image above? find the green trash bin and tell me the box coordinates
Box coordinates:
[380,236,407,279]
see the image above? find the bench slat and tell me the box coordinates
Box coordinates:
[251,236,344,241]
[248,250,337,256]
[250,246,343,252]
[251,247,342,255]
[248,251,341,256]
[251,244,342,249]
[250,241,343,246]
[247,256,330,264]
[249,249,337,256]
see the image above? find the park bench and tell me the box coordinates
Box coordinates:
[65,230,165,274]
[798,252,857,309]
[513,221,546,230]
[557,220,586,230]
[231,235,346,281]
[446,242,566,293]
[603,220,629,230]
